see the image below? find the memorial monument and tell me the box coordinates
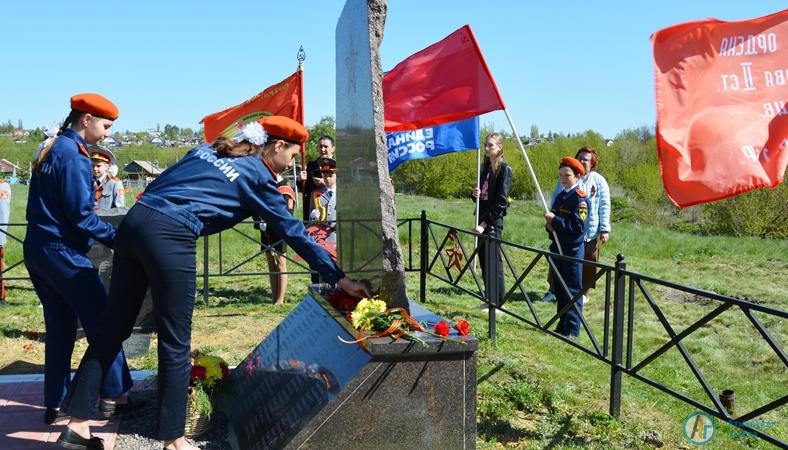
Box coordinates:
[335,0,408,309]
[221,1,478,448]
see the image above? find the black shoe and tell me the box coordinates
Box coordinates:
[99,396,145,418]
[45,407,70,425]
[56,427,104,449]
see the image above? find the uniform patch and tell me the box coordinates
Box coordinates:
[578,201,588,221]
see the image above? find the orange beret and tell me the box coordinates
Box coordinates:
[258,116,308,145]
[70,93,119,120]
[560,156,585,176]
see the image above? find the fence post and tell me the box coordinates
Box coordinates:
[419,210,427,304]
[485,228,498,345]
[609,253,626,417]
[202,236,210,305]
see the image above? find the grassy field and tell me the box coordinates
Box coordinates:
[0,190,785,449]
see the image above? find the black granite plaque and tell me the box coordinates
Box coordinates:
[222,295,372,450]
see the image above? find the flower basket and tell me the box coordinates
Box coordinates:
[185,349,230,437]
[184,387,212,438]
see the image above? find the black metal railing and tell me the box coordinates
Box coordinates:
[417,211,786,448]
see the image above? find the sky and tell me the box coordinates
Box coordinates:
[1,1,785,139]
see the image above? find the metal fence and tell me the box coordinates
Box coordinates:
[417,211,786,448]
[2,212,785,446]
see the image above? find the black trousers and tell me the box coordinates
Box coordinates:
[63,205,197,440]
[478,225,505,307]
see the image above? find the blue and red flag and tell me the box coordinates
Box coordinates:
[386,117,480,171]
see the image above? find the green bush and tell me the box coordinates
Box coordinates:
[702,182,788,239]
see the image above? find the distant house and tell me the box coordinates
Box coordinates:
[123,160,164,181]
[103,137,119,147]
[0,159,20,177]
[151,137,163,147]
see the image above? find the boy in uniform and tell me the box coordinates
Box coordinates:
[90,146,125,210]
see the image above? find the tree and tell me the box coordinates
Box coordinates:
[163,124,179,141]
[179,127,195,140]
[0,120,11,134]
[530,124,539,140]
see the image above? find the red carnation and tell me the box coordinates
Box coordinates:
[220,363,231,381]
[456,320,470,336]
[190,365,206,381]
[434,321,450,337]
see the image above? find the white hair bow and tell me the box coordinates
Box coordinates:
[232,122,268,146]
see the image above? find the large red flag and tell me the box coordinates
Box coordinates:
[202,70,304,142]
[653,9,788,207]
[383,25,505,132]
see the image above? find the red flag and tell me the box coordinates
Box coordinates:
[383,25,505,132]
[653,9,788,208]
[202,71,304,143]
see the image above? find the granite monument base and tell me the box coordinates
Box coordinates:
[221,287,478,449]
[86,208,155,358]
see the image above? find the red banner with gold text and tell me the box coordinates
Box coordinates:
[202,71,303,143]
[652,9,788,207]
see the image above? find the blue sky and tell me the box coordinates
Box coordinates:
[1,1,784,138]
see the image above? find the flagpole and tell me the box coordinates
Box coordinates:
[292,164,299,211]
[473,147,481,273]
[297,45,306,218]
[503,108,563,255]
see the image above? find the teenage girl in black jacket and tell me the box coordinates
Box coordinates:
[472,133,512,309]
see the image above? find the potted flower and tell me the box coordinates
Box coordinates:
[186,349,230,437]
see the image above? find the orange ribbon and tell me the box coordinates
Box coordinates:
[338,307,425,346]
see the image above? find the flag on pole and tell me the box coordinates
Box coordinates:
[383,25,505,132]
[386,117,480,171]
[202,70,304,143]
[652,9,788,207]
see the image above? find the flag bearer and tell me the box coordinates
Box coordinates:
[24,94,139,430]
[544,157,588,339]
[61,116,370,450]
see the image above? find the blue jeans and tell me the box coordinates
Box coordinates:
[63,204,197,440]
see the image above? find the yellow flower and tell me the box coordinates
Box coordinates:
[194,354,226,389]
[350,298,387,331]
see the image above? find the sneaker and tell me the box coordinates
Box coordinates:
[541,292,556,302]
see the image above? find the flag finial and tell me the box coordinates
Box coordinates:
[297,45,305,71]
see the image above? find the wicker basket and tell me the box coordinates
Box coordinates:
[184,388,212,438]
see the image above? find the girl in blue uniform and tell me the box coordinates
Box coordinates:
[25,94,138,427]
[60,116,370,450]
[544,157,588,338]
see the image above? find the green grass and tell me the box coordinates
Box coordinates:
[1,190,785,448]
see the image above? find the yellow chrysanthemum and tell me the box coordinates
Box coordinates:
[350,298,387,331]
[194,354,226,389]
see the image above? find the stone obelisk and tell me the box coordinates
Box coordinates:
[335,0,407,309]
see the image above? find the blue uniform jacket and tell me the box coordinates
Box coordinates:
[548,187,588,256]
[26,129,116,253]
[138,144,345,283]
